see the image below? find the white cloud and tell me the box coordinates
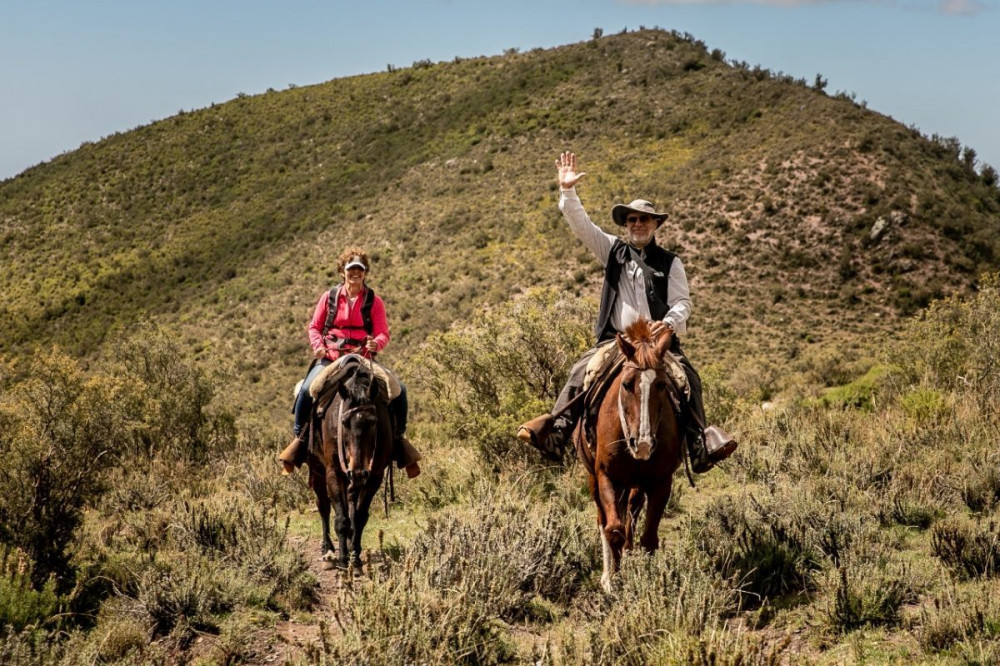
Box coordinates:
[940,0,990,14]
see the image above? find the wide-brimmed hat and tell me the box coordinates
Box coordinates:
[611,199,668,227]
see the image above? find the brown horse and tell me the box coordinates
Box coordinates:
[306,357,394,569]
[576,319,684,592]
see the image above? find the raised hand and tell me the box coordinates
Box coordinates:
[556,151,586,190]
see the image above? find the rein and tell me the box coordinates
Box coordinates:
[337,400,376,476]
[617,360,656,451]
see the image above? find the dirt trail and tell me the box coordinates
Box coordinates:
[266,534,345,664]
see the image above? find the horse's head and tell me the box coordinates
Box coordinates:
[615,319,674,460]
[338,364,380,495]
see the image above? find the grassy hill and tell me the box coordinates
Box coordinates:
[2,28,998,411]
[3,28,1000,665]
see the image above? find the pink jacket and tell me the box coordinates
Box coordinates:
[307,286,389,361]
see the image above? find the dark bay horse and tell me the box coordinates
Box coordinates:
[306,357,393,569]
[576,319,684,592]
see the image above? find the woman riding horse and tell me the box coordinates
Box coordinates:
[278,247,421,478]
[312,356,395,568]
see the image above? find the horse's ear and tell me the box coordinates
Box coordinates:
[655,329,673,359]
[617,332,636,360]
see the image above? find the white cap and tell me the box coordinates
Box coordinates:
[345,256,367,271]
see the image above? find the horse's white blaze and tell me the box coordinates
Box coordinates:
[600,527,613,593]
[633,369,656,459]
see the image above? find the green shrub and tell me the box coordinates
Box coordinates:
[900,387,948,423]
[932,517,1000,579]
[825,547,916,632]
[0,549,61,632]
[692,491,823,604]
[108,323,237,462]
[889,273,1000,405]
[920,581,1000,654]
[587,544,742,665]
[414,289,594,466]
[408,478,597,619]
[0,627,77,666]
[307,475,596,664]
[0,350,130,588]
[878,487,937,529]
[961,463,1000,514]
[816,364,891,410]
[135,556,238,636]
[316,577,515,666]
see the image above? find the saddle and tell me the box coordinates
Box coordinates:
[308,355,401,403]
[578,342,690,452]
[298,355,401,460]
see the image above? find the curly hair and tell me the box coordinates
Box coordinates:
[337,247,371,275]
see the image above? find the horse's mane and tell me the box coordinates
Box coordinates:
[345,364,375,404]
[623,319,662,370]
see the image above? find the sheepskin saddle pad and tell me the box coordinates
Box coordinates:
[308,355,402,402]
[582,340,689,400]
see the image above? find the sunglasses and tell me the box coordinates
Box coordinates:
[626,214,655,224]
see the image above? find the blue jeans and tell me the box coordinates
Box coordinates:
[292,359,332,436]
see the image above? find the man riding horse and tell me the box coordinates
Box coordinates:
[517,152,736,474]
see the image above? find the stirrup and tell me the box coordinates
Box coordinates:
[689,426,737,474]
[705,425,738,462]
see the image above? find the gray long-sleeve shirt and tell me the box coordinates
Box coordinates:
[559,187,692,336]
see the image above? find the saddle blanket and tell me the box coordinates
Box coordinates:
[292,355,402,402]
[582,339,689,400]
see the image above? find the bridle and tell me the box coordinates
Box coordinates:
[337,400,377,476]
[617,360,664,457]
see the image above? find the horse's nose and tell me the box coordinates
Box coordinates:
[349,469,369,487]
[633,437,654,460]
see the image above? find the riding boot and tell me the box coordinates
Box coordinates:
[679,354,737,473]
[278,435,306,476]
[393,434,422,479]
[517,411,577,461]
[518,349,593,461]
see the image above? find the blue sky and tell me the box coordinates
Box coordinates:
[1,0,997,181]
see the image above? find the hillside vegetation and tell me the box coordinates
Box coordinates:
[2,28,998,413]
[2,27,1000,665]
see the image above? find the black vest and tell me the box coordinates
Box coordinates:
[595,239,676,342]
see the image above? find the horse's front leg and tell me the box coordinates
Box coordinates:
[350,476,382,569]
[587,471,613,593]
[597,470,628,590]
[310,464,335,565]
[625,488,645,551]
[639,481,673,553]
[329,472,353,568]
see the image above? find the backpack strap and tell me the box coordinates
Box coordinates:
[320,285,378,355]
[360,287,375,336]
[321,285,342,340]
